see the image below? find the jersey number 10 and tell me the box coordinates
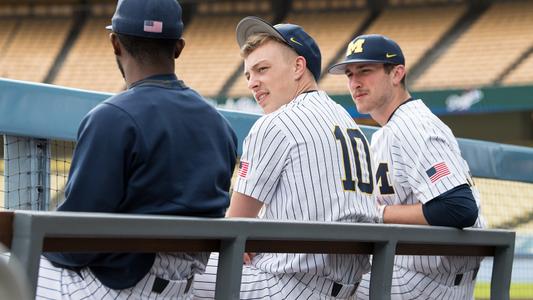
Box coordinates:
[334,126,374,194]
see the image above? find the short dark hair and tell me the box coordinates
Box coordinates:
[383,63,406,87]
[116,33,178,64]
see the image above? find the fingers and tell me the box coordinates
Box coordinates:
[243,252,257,265]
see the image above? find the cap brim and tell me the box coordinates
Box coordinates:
[236,16,285,48]
[105,25,112,31]
[327,59,390,75]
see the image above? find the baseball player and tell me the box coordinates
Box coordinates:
[193,17,378,299]
[33,0,237,299]
[328,34,484,299]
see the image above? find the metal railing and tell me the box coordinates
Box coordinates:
[1,210,515,299]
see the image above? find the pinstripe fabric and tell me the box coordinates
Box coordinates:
[357,266,476,300]
[194,91,377,299]
[194,253,359,300]
[34,252,208,299]
[357,99,483,299]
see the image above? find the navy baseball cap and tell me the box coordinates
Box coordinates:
[328,34,404,74]
[236,16,322,81]
[106,0,183,39]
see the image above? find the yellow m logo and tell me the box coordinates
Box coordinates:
[346,39,365,56]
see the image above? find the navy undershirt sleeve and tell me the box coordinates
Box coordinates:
[422,184,478,228]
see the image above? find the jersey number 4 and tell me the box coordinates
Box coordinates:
[334,126,373,194]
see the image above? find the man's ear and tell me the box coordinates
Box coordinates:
[392,64,406,86]
[293,56,307,80]
[110,33,121,56]
[174,38,185,59]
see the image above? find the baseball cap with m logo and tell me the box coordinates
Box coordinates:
[328,34,405,74]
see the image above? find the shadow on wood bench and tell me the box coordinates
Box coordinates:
[0,210,515,300]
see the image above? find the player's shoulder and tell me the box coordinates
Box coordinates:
[80,91,146,135]
[256,96,306,127]
[104,87,136,105]
[97,89,139,116]
[248,110,285,137]
[290,90,356,126]
[386,99,453,140]
[247,99,314,142]
[291,90,341,112]
[88,96,127,119]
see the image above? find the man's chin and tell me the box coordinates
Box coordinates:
[354,104,369,115]
[262,105,277,115]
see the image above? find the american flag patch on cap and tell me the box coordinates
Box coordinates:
[426,162,450,183]
[238,161,249,178]
[144,20,163,33]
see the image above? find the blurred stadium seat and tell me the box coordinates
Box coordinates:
[0,20,17,52]
[413,1,533,90]
[322,4,466,94]
[502,48,533,86]
[176,1,271,97]
[176,14,250,97]
[53,17,124,92]
[0,18,71,82]
[1,0,532,93]
[364,4,466,73]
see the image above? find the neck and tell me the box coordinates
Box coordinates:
[292,76,319,100]
[372,88,411,126]
[124,61,175,88]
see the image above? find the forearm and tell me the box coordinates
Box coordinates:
[382,203,429,225]
[226,192,263,264]
[226,191,263,218]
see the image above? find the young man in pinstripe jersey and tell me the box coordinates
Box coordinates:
[328,34,485,300]
[193,17,378,299]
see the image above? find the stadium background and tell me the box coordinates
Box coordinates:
[0,0,532,298]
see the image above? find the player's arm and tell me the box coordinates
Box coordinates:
[391,130,478,228]
[58,104,132,213]
[226,192,263,264]
[226,191,263,218]
[382,184,478,228]
[382,203,428,225]
[421,183,478,228]
[45,104,135,267]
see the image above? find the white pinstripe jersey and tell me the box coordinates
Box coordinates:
[35,253,207,299]
[371,99,484,276]
[234,90,378,284]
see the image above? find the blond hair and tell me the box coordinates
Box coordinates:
[240,33,291,58]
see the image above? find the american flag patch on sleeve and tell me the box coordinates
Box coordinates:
[144,20,163,33]
[238,161,250,178]
[426,162,450,183]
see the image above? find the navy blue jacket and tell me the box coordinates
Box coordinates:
[44,74,237,289]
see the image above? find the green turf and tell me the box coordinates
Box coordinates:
[475,282,533,299]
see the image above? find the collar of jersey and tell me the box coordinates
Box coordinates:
[291,90,320,104]
[129,74,183,89]
[386,97,414,124]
